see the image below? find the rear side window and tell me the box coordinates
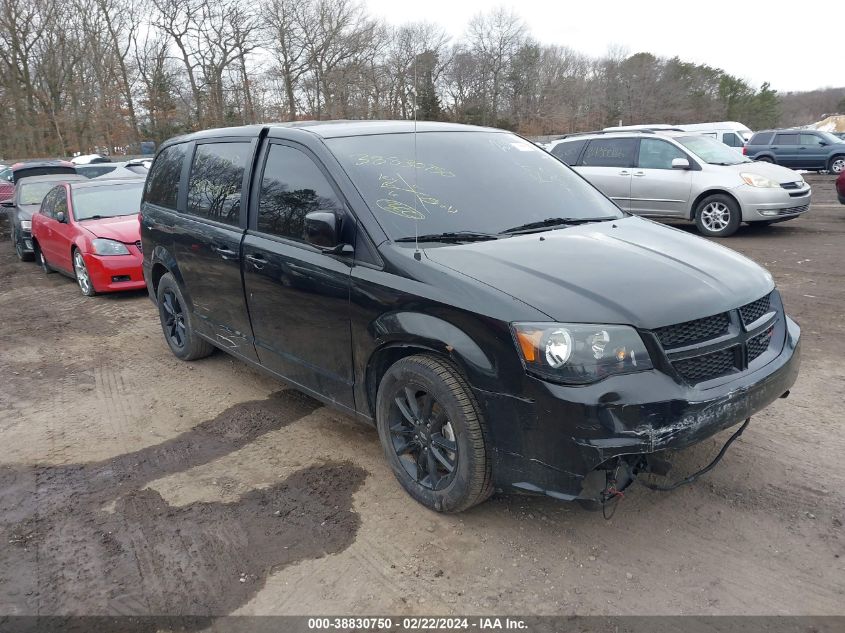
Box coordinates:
[550,139,586,165]
[581,138,637,168]
[748,132,773,145]
[257,144,345,241]
[187,142,251,226]
[145,144,187,210]
[773,134,798,145]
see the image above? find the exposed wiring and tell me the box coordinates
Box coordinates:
[637,418,751,492]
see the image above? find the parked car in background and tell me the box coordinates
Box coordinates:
[675,122,752,150]
[140,121,800,512]
[548,130,811,236]
[837,171,845,205]
[2,174,86,260]
[71,154,111,165]
[76,160,149,179]
[745,129,845,174]
[31,178,146,295]
[0,160,77,202]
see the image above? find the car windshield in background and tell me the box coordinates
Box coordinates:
[72,183,144,220]
[328,131,623,241]
[19,182,59,205]
[676,135,750,165]
[818,131,843,144]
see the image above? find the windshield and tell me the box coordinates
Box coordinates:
[19,181,60,205]
[72,183,144,220]
[676,135,750,165]
[327,131,623,241]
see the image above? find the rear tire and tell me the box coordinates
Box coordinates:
[375,354,493,513]
[694,194,742,237]
[35,243,54,273]
[156,272,214,361]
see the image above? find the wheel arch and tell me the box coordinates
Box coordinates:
[689,189,742,220]
[363,312,497,419]
[828,153,845,172]
[148,247,191,307]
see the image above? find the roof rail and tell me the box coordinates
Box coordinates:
[553,128,683,140]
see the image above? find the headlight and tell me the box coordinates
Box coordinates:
[20,220,31,231]
[740,172,780,188]
[91,238,130,255]
[511,323,653,384]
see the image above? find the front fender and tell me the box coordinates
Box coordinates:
[371,311,496,378]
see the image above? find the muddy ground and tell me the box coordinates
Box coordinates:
[0,174,843,618]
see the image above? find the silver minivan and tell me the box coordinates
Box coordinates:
[548,131,812,237]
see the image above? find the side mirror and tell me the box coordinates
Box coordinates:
[819,141,828,147]
[56,211,67,223]
[671,157,691,170]
[304,211,341,249]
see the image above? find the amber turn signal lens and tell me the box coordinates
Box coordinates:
[516,329,543,362]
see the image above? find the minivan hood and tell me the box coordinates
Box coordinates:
[721,160,803,183]
[78,215,140,243]
[424,216,774,329]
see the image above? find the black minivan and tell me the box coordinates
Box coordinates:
[140,121,800,512]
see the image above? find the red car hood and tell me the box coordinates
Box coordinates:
[79,215,140,243]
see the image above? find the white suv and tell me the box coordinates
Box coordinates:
[548,131,812,237]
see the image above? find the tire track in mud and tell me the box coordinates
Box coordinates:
[0,390,368,621]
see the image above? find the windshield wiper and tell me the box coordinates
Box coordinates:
[395,231,500,243]
[500,216,614,235]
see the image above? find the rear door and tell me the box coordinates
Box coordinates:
[242,141,355,408]
[576,137,637,210]
[797,133,828,169]
[172,138,259,362]
[771,133,800,166]
[629,138,693,217]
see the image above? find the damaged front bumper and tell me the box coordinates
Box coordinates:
[474,316,801,501]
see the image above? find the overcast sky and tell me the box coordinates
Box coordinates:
[365,0,839,93]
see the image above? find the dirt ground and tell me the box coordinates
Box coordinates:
[0,174,843,618]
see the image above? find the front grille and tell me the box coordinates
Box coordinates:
[747,326,774,363]
[780,181,803,190]
[739,294,771,326]
[674,348,737,383]
[654,312,730,349]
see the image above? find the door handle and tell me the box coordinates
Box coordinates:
[245,253,266,269]
[619,170,631,175]
[213,245,237,259]
[633,171,646,177]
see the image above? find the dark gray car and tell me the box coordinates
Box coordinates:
[2,174,86,260]
[745,129,845,174]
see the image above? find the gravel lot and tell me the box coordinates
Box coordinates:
[0,174,843,617]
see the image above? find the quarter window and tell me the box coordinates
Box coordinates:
[187,142,251,226]
[145,144,188,210]
[637,139,687,170]
[256,144,345,241]
[581,138,637,168]
[748,132,773,145]
[550,139,586,165]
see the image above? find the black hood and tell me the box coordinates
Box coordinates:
[16,204,40,221]
[423,216,774,329]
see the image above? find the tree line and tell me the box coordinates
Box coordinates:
[1,0,843,159]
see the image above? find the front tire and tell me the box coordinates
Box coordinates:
[156,272,214,361]
[695,194,741,237]
[375,354,493,513]
[73,249,96,295]
[829,156,845,175]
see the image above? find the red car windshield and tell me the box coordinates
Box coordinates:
[72,183,144,221]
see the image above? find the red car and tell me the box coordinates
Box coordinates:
[31,179,145,296]
[837,171,845,205]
